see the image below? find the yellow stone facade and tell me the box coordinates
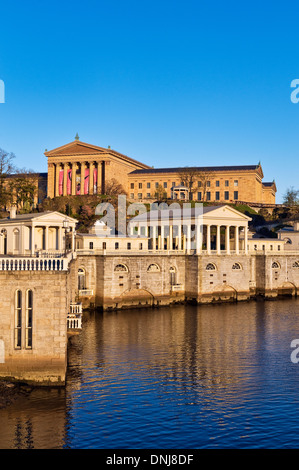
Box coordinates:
[44,139,276,205]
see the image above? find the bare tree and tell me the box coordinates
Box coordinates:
[177,167,213,201]
[0,148,16,207]
[105,178,127,197]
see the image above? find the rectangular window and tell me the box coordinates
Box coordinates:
[216,180,220,187]
[163,182,167,188]
[103,242,106,249]
[130,183,134,189]
[115,242,119,249]
[138,183,142,189]
[155,182,159,188]
[234,180,238,186]
[234,191,238,200]
[139,243,143,250]
[224,191,229,200]
[89,242,93,249]
[172,182,176,187]
[138,193,142,199]
[207,181,210,187]
[127,242,131,250]
[14,290,22,349]
[197,192,202,201]
[225,180,229,187]
[215,191,220,201]
[207,191,211,201]
[130,193,134,199]
[146,193,151,198]
[25,290,33,349]
[198,181,202,187]
[147,182,151,188]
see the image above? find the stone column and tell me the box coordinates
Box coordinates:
[101,161,106,194]
[207,225,211,254]
[244,225,248,254]
[48,164,55,198]
[152,225,157,251]
[186,225,191,252]
[45,226,49,251]
[80,162,85,195]
[71,163,77,195]
[55,164,60,197]
[226,225,230,254]
[31,225,35,255]
[58,227,62,251]
[235,226,239,254]
[63,164,68,196]
[195,222,202,254]
[169,225,173,250]
[161,225,165,250]
[216,225,221,254]
[177,225,182,250]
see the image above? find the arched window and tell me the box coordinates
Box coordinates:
[26,290,33,349]
[284,238,292,244]
[170,266,177,285]
[78,268,86,290]
[14,290,22,349]
[206,263,216,271]
[293,261,299,268]
[1,229,7,255]
[232,262,242,270]
[114,264,129,272]
[272,261,280,269]
[147,264,160,272]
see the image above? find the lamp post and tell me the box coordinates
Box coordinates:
[63,218,70,257]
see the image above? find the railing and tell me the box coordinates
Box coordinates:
[0,257,69,271]
[67,303,83,330]
[78,289,94,296]
[67,314,82,330]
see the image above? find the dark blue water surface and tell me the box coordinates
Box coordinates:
[1,299,299,449]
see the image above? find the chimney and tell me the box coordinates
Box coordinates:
[9,205,17,219]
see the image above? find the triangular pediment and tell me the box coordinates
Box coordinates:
[45,141,107,157]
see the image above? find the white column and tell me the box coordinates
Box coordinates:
[235,226,239,254]
[216,225,221,254]
[195,221,202,254]
[178,225,182,251]
[31,225,35,255]
[161,225,165,250]
[45,226,49,251]
[152,225,157,251]
[186,225,191,252]
[226,225,230,254]
[58,226,62,251]
[207,225,211,254]
[244,225,248,254]
[169,225,173,250]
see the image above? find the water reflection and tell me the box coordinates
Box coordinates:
[1,300,299,448]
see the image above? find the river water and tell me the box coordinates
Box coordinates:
[1,299,299,449]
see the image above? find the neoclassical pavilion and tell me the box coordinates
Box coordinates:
[0,209,77,256]
[128,205,251,254]
[45,138,150,198]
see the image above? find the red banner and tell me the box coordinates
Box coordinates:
[93,168,97,194]
[84,168,89,195]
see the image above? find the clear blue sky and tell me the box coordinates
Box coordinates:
[0,0,299,203]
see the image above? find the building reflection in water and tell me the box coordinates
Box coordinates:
[0,387,68,449]
[1,299,299,448]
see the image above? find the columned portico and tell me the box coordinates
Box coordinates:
[130,205,251,256]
